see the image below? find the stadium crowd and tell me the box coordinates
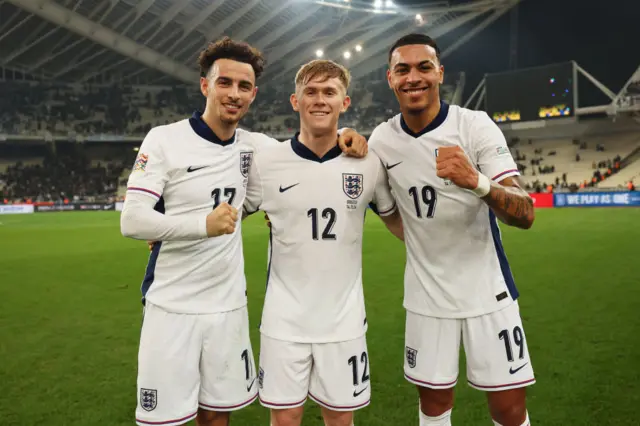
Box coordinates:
[0,147,128,205]
[0,79,636,203]
[515,141,633,193]
[0,81,202,137]
[0,75,459,138]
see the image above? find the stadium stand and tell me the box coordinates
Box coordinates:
[0,73,462,139]
[0,141,133,204]
[598,149,640,189]
[0,74,462,203]
[0,81,201,137]
[515,132,640,192]
[0,0,635,205]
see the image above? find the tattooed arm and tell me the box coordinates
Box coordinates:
[435,146,535,230]
[481,176,535,229]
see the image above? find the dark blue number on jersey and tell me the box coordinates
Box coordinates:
[347,352,370,386]
[241,349,251,380]
[307,208,337,240]
[211,188,236,210]
[498,326,525,362]
[409,185,437,218]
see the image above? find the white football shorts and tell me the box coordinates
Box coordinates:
[404,301,535,391]
[135,303,258,426]
[258,334,371,412]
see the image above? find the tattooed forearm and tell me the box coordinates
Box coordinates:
[482,183,535,229]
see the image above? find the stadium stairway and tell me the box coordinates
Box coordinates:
[599,145,640,187]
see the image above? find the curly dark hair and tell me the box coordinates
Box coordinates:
[197,37,266,79]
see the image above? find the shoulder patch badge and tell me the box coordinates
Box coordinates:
[496,146,510,156]
[132,152,149,172]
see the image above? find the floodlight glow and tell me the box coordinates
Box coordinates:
[343,51,352,59]
[416,14,423,21]
[355,44,362,52]
[315,49,324,57]
[373,0,382,9]
[385,0,394,7]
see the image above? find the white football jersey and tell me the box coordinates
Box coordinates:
[244,134,396,343]
[369,102,521,319]
[126,112,274,314]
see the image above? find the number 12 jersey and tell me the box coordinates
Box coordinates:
[244,134,396,343]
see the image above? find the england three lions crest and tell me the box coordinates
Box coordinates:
[240,151,253,178]
[343,173,363,199]
[406,347,418,369]
[140,388,157,411]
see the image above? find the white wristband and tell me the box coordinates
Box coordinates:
[472,173,491,197]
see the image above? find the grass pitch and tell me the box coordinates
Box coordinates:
[0,208,638,425]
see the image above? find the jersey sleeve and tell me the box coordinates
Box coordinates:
[120,192,207,241]
[370,157,397,217]
[126,127,169,200]
[470,112,520,182]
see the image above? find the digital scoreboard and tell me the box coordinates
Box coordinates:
[486,61,576,123]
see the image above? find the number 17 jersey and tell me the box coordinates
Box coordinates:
[244,134,396,343]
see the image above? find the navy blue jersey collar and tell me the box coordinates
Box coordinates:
[400,101,449,138]
[290,132,343,163]
[189,111,236,146]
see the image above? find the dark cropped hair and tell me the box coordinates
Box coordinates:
[388,33,441,63]
[197,36,266,79]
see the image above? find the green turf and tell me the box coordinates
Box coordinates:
[0,208,639,425]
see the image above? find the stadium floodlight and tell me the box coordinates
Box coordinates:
[385,0,394,7]
[415,14,423,22]
[355,44,363,52]
[133,147,140,152]
[343,51,352,59]
[315,49,324,58]
[373,0,382,9]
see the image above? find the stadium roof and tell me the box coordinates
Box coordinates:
[1,0,518,87]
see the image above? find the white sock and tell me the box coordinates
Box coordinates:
[419,408,452,426]
[493,410,530,426]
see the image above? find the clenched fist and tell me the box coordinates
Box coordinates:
[206,202,238,237]
[436,146,479,190]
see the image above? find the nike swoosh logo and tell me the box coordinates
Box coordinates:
[246,378,256,392]
[187,165,208,172]
[385,161,402,170]
[279,183,299,193]
[509,363,528,375]
[353,386,368,397]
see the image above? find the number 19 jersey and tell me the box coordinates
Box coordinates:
[244,134,396,343]
[369,102,521,319]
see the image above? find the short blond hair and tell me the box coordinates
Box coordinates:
[295,60,351,92]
